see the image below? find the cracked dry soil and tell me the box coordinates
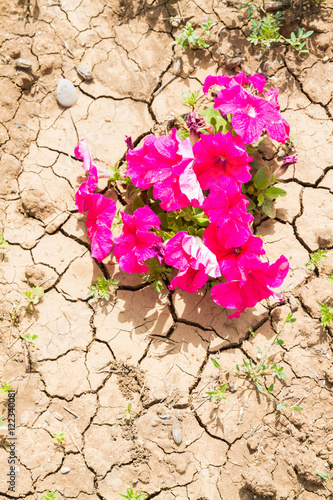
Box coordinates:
[1,0,333,498]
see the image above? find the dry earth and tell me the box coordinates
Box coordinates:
[1,0,333,499]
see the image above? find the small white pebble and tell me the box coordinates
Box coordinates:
[325,463,329,468]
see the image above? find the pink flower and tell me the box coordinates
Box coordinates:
[85,194,116,262]
[211,255,289,318]
[74,139,96,171]
[126,135,157,190]
[203,224,265,276]
[214,84,289,144]
[264,87,280,111]
[192,131,253,189]
[202,177,254,248]
[164,231,221,293]
[203,72,266,95]
[75,166,98,214]
[113,206,161,273]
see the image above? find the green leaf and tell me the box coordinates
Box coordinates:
[291,406,303,411]
[253,166,272,190]
[256,383,264,392]
[302,30,314,38]
[268,383,274,392]
[261,199,276,218]
[276,403,282,411]
[290,31,296,42]
[275,339,284,345]
[201,105,228,134]
[316,471,330,480]
[257,192,265,206]
[211,357,221,370]
[132,196,145,212]
[265,187,287,199]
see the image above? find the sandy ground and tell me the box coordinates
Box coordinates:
[1,0,333,498]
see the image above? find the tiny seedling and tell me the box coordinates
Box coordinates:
[172,18,216,50]
[182,90,202,109]
[318,301,333,328]
[210,314,303,412]
[317,470,333,485]
[88,275,119,300]
[119,489,146,500]
[307,249,327,271]
[1,381,13,395]
[327,274,333,283]
[24,286,44,312]
[53,431,66,445]
[0,234,8,249]
[124,402,133,421]
[42,492,58,500]
[21,332,38,350]
[206,383,228,404]
[0,416,5,426]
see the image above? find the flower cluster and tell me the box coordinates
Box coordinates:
[75,71,292,318]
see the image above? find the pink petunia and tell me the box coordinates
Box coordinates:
[202,177,254,248]
[203,224,265,276]
[85,193,116,262]
[192,131,253,189]
[74,139,96,171]
[113,206,161,273]
[75,166,98,214]
[214,84,289,144]
[126,135,157,190]
[264,87,280,111]
[203,72,266,95]
[211,255,289,318]
[164,231,221,293]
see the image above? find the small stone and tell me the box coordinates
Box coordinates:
[75,65,93,81]
[56,78,78,108]
[15,58,32,69]
[171,426,182,445]
[225,56,243,70]
[323,56,329,63]
[61,467,71,474]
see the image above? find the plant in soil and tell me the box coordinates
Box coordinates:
[24,286,44,313]
[53,431,66,445]
[210,314,303,412]
[318,302,333,328]
[119,488,147,500]
[73,70,294,319]
[88,275,119,300]
[172,18,216,50]
[1,381,13,395]
[240,2,313,53]
[124,402,133,421]
[0,234,8,249]
[307,249,327,270]
[21,332,38,350]
[42,492,58,500]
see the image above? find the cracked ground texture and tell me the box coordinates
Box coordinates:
[1,0,333,498]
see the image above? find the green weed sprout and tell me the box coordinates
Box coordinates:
[0,234,8,249]
[317,470,332,485]
[307,249,327,270]
[42,492,58,500]
[210,314,303,412]
[24,286,44,312]
[327,274,333,283]
[21,333,38,350]
[124,402,133,421]
[172,18,216,50]
[1,381,13,395]
[53,431,66,445]
[0,416,5,426]
[206,382,228,404]
[241,2,313,53]
[318,302,333,328]
[88,275,119,300]
[119,488,146,499]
